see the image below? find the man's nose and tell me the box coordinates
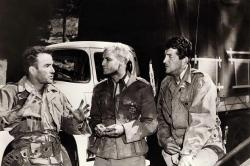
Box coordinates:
[51,66,55,73]
[163,56,168,64]
[102,59,106,66]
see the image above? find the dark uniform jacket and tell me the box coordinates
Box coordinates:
[89,75,157,159]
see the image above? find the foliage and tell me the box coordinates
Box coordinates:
[0,0,81,81]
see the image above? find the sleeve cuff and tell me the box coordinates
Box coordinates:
[122,120,140,143]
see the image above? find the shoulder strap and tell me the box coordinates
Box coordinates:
[11,82,29,111]
[14,91,29,109]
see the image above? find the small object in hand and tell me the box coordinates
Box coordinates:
[96,124,106,132]
[104,127,115,132]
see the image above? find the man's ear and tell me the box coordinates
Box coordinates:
[29,66,37,75]
[126,60,132,73]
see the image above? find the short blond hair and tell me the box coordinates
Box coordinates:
[103,43,134,64]
[103,43,138,76]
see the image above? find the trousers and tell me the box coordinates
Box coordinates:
[94,156,145,166]
[162,148,218,166]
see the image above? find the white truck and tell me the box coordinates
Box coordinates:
[0,41,140,166]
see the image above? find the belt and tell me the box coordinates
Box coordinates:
[21,116,42,121]
[12,131,60,149]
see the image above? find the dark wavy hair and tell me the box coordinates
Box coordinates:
[165,36,192,59]
[22,46,51,75]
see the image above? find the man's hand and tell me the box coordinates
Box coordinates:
[164,141,181,155]
[94,124,107,137]
[105,124,124,137]
[72,99,90,122]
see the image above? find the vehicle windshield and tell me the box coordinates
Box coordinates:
[52,49,90,82]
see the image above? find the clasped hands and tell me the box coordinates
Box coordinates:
[94,123,124,137]
[164,138,193,166]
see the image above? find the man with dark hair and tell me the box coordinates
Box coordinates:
[0,46,88,166]
[22,46,51,75]
[157,36,225,166]
[88,43,157,166]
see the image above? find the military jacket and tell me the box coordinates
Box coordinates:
[0,76,82,138]
[89,75,157,159]
[157,66,225,158]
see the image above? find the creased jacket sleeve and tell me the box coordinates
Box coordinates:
[122,85,158,143]
[89,88,102,133]
[156,84,172,148]
[0,85,19,129]
[181,76,219,156]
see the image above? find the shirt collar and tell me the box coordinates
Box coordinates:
[123,74,130,85]
[182,65,192,84]
[111,73,130,85]
[17,76,57,93]
[17,76,36,93]
[180,65,188,81]
[176,65,191,85]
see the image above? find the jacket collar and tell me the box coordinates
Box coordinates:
[17,76,36,93]
[177,65,192,85]
[108,73,137,88]
[17,76,58,94]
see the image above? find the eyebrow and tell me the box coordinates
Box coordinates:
[104,56,112,60]
[43,63,52,66]
[165,53,172,56]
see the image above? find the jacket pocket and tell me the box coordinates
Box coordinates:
[179,96,192,111]
[122,97,139,120]
[87,135,101,154]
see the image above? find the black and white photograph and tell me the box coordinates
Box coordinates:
[0,0,250,166]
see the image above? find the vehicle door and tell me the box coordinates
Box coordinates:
[51,48,93,108]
